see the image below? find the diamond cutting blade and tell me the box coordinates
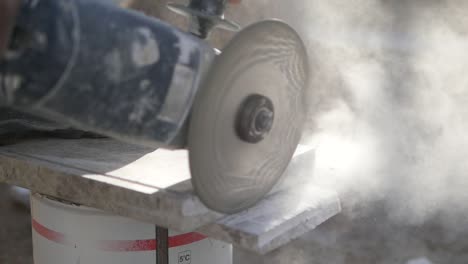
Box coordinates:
[188,20,309,214]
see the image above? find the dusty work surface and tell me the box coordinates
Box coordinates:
[0,138,340,253]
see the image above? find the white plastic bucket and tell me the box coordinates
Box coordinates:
[31,193,232,264]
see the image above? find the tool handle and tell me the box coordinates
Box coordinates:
[0,0,214,147]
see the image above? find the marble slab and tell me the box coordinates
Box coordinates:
[0,138,340,253]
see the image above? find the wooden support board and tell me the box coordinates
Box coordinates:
[0,138,340,253]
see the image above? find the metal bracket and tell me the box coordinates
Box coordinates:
[167,0,240,38]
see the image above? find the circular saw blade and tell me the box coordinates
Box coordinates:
[188,20,309,214]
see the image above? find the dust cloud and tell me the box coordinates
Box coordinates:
[129,0,468,225]
[237,0,468,225]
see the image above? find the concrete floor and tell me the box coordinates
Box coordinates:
[3,183,468,264]
[0,184,33,264]
[235,208,468,264]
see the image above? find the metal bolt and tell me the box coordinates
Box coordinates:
[236,94,275,144]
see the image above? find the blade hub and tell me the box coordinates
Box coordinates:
[236,94,274,143]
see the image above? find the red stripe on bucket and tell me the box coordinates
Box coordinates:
[169,232,207,248]
[32,219,207,251]
[98,239,157,252]
[32,219,69,245]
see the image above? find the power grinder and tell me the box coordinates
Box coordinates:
[0,0,309,213]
